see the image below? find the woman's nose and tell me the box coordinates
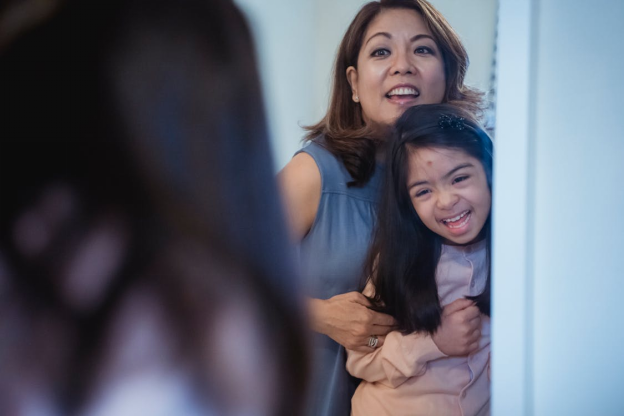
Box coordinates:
[390,50,415,75]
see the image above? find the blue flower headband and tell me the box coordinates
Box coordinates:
[438,114,466,130]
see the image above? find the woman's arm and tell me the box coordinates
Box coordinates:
[277,153,395,351]
[277,152,320,241]
[308,293,395,351]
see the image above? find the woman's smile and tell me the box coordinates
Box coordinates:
[385,83,420,105]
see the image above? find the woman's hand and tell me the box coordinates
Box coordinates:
[308,292,396,352]
[432,298,482,356]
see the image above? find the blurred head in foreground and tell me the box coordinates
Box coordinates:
[0,0,308,414]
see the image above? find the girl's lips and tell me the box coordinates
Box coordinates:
[441,210,471,234]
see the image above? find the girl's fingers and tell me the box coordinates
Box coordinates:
[468,341,480,352]
[462,306,482,321]
[468,314,482,327]
[443,298,474,316]
[468,327,481,343]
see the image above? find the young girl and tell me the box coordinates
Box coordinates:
[346,103,492,416]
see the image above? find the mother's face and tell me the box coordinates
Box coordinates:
[347,8,446,129]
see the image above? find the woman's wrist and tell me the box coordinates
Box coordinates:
[307,297,329,335]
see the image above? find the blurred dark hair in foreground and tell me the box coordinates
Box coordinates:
[0,0,308,414]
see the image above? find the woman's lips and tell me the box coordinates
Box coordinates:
[385,94,420,105]
[385,85,420,105]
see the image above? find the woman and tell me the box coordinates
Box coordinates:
[0,0,307,414]
[279,0,485,414]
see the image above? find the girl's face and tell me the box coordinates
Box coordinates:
[406,146,491,245]
[346,8,446,130]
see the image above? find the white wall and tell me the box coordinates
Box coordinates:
[235,0,497,170]
[234,0,317,171]
[493,0,624,414]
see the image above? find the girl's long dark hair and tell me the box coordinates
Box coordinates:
[365,103,493,334]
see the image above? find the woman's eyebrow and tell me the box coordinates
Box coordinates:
[365,32,391,46]
[410,34,435,43]
[364,32,435,47]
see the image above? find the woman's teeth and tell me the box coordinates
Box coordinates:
[386,87,418,97]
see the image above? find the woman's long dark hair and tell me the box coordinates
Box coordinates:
[304,0,486,187]
[365,103,493,334]
[0,0,307,414]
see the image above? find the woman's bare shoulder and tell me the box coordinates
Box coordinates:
[277,152,321,241]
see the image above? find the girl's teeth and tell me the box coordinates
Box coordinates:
[447,214,470,229]
[443,211,468,224]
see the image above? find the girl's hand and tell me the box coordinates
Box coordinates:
[308,292,396,352]
[432,298,481,356]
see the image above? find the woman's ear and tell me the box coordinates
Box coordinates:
[346,66,359,103]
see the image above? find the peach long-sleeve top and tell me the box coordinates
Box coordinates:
[347,240,490,416]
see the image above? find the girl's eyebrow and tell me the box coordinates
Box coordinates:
[407,162,475,191]
[442,163,474,180]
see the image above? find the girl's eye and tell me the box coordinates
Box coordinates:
[453,175,469,184]
[415,189,430,198]
[371,48,390,57]
[415,46,434,55]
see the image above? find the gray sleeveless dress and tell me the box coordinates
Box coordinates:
[296,140,384,415]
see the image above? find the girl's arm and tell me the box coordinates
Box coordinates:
[346,298,482,387]
[346,330,446,388]
[345,281,435,387]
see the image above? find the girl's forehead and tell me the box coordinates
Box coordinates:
[408,146,469,162]
[407,146,479,174]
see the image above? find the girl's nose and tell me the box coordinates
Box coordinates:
[390,50,415,75]
[436,191,459,210]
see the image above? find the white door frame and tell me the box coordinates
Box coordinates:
[491,0,536,414]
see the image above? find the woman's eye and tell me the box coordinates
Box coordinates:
[415,189,430,198]
[371,48,390,57]
[415,46,433,55]
[453,175,469,184]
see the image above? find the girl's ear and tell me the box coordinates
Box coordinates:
[346,66,359,102]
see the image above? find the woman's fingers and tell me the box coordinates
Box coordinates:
[374,334,387,349]
[348,291,372,307]
[370,310,396,327]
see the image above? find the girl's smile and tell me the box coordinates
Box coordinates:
[407,147,491,245]
[440,209,471,232]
